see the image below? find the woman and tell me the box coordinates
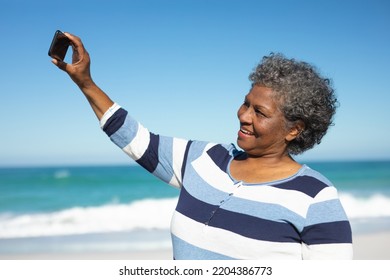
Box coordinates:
[52,33,353,259]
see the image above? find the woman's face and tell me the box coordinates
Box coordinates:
[236,85,292,158]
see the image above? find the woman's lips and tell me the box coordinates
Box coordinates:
[238,128,255,138]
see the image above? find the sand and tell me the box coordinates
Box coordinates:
[1,231,389,260]
[353,231,390,260]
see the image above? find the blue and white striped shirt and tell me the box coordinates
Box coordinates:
[100,103,353,259]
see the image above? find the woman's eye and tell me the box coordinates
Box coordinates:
[255,109,265,117]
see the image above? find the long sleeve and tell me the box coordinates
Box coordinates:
[300,186,353,259]
[100,104,190,188]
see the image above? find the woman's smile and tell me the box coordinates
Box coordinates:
[238,127,256,138]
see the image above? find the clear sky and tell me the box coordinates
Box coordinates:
[0,0,389,167]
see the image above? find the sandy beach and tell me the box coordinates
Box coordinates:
[0,249,173,260]
[352,231,390,260]
[1,231,389,260]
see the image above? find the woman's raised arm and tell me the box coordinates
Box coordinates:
[51,32,114,120]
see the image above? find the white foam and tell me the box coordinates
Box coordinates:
[340,193,390,219]
[53,169,70,179]
[0,198,178,238]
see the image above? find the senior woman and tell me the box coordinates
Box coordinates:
[52,33,353,260]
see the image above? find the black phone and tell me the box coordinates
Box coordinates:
[48,30,71,61]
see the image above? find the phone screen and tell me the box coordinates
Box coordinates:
[48,30,70,61]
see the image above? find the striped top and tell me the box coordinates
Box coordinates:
[100,103,353,260]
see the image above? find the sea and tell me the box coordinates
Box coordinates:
[0,161,389,256]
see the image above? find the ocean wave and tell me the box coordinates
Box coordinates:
[1,194,390,239]
[0,198,177,239]
[53,169,71,179]
[340,193,390,219]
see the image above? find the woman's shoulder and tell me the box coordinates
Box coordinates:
[185,141,238,171]
[277,164,336,198]
[299,165,333,186]
[188,140,238,155]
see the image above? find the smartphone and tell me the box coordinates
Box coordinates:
[48,30,71,61]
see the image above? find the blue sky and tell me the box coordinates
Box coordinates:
[0,0,389,167]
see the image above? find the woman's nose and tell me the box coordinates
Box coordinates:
[238,105,253,123]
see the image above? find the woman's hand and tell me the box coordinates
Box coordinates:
[51,32,94,90]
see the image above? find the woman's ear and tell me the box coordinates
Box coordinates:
[285,120,305,142]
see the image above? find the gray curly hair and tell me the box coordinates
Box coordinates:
[249,53,338,155]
